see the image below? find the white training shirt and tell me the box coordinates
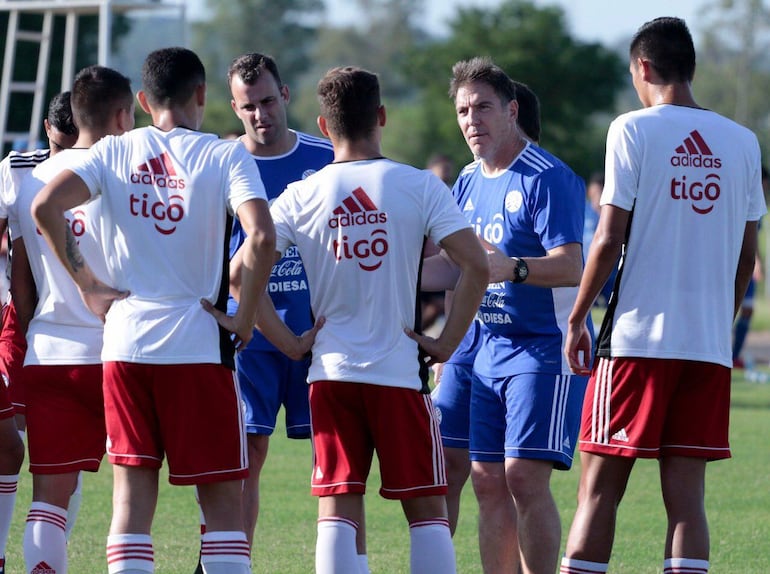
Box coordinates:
[9,149,108,364]
[270,158,470,390]
[0,149,49,222]
[70,126,267,365]
[598,104,767,367]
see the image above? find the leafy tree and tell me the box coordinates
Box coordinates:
[693,0,770,157]
[400,0,626,178]
[288,0,431,141]
[191,0,325,136]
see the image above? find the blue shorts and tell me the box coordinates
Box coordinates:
[236,348,311,439]
[430,363,472,449]
[470,372,588,470]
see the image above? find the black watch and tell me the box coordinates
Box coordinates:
[511,257,529,283]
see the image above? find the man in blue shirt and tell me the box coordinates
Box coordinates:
[448,57,589,574]
[225,52,335,552]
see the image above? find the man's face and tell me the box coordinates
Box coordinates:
[630,58,651,108]
[230,71,289,151]
[454,81,516,161]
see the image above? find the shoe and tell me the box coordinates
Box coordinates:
[0,555,5,574]
[193,559,203,574]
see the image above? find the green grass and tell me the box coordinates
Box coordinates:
[6,373,770,573]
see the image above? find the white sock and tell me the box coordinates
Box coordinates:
[24,501,68,574]
[358,553,371,574]
[106,533,154,574]
[316,517,359,574]
[663,557,709,573]
[200,530,250,574]
[409,519,456,574]
[560,556,609,573]
[0,474,18,559]
[64,473,83,541]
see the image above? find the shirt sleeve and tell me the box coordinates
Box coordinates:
[226,143,267,216]
[270,183,298,256]
[530,167,585,251]
[602,115,640,212]
[424,174,471,245]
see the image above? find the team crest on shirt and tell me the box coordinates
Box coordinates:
[505,190,523,213]
[329,187,389,272]
[301,169,317,179]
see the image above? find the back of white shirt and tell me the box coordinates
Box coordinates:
[270,158,469,390]
[71,127,266,366]
[599,105,766,367]
[10,150,107,364]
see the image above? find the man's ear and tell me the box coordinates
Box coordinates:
[377,105,386,127]
[136,90,151,114]
[317,115,329,137]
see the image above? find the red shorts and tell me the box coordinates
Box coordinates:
[103,361,247,485]
[579,357,731,460]
[0,301,27,414]
[25,364,105,473]
[309,381,447,500]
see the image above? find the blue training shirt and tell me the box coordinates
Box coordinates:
[453,143,589,376]
[227,131,335,351]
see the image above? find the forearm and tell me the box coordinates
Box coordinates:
[233,232,276,329]
[438,272,486,351]
[33,202,98,292]
[9,238,37,334]
[254,292,305,359]
[569,236,622,327]
[421,251,461,291]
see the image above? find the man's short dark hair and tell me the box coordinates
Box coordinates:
[142,47,205,108]
[512,81,540,143]
[46,91,77,136]
[630,17,695,83]
[71,65,133,130]
[317,67,381,141]
[227,52,283,88]
[449,57,516,105]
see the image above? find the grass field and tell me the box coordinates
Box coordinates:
[5,371,770,573]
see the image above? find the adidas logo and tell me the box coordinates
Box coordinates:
[670,130,722,168]
[328,187,387,229]
[32,562,56,574]
[611,428,629,443]
[463,197,474,211]
[315,466,324,480]
[130,152,186,189]
[562,436,571,449]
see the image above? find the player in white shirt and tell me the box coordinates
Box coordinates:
[223,66,489,574]
[0,91,78,574]
[561,18,766,574]
[31,48,276,574]
[9,65,134,574]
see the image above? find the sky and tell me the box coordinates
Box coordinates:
[187,0,705,46]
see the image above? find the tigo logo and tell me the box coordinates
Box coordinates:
[328,187,387,228]
[328,187,389,271]
[670,131,722,168]
[131,152,186,189]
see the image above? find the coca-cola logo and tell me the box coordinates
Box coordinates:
[272,259,304,277]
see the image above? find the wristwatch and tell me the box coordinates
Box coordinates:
[511,257,529,283]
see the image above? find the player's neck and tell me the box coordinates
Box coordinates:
[242,129,296,157]
[150,106,201,132]
[330,137,382,163]
[647,83,700,109]
[481,135,527,177]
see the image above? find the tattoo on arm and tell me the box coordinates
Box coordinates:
[65,226,85,273]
